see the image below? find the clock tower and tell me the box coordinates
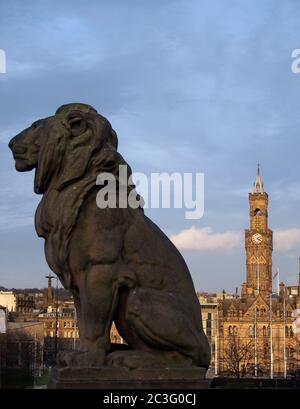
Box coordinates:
[244,165,273,297]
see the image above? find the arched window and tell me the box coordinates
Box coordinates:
[285,326,289,337]
[290,327,293,337]
[233,326,238,335]
[254,208,262,216]
[263,326,267,336]
[228,326,232,335]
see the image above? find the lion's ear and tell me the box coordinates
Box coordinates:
[69,116,87,137]
[56,114,93,190]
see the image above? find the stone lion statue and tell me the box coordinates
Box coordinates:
[9,103,210,370]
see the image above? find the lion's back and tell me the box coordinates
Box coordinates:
[122,211,196,293]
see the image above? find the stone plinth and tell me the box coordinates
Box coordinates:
[48,366,210,389]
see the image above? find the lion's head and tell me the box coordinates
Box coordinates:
[9,103,118,194]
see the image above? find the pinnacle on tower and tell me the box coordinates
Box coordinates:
[253,163,264,194]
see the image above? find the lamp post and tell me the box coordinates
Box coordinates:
[54,277,59,362]
[269,292,273,379]
[254,306,258,377]
[283,297,287,379]
[45,274,59,364]
[73,306,77,351]
[215,308,219,376]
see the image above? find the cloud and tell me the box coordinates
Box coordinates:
[170,226,300,253]
[1,0,300,289]
[170,226,242,251]
[273,228,300,251]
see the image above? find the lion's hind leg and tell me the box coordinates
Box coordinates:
[120,287,210,368]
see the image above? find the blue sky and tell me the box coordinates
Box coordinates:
[0,0,300,292]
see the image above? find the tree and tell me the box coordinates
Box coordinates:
[287,337,300,376]
[223,334,254,378]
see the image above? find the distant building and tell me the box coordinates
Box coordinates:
[15,293,35,314]
[0,306,7,379]
[0,306,7,334]
[0,290,36,315]
[4,321,44,374]
[39,303,79,340]
[0,291,16,312]
[198,294,218,369]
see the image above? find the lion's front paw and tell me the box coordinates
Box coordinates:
[56,350,105,368]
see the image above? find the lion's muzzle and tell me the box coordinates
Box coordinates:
[8,133,38,172]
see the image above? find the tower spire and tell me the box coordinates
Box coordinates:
[253,163,264,194]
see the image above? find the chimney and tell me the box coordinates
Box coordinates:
[241,282,247,298]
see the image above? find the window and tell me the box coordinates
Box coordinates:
[263,326,267,336]
[206,313,212,337]
[228,326,232,335]
[254,208,262,216]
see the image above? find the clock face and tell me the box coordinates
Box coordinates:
[252,233,263,245]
